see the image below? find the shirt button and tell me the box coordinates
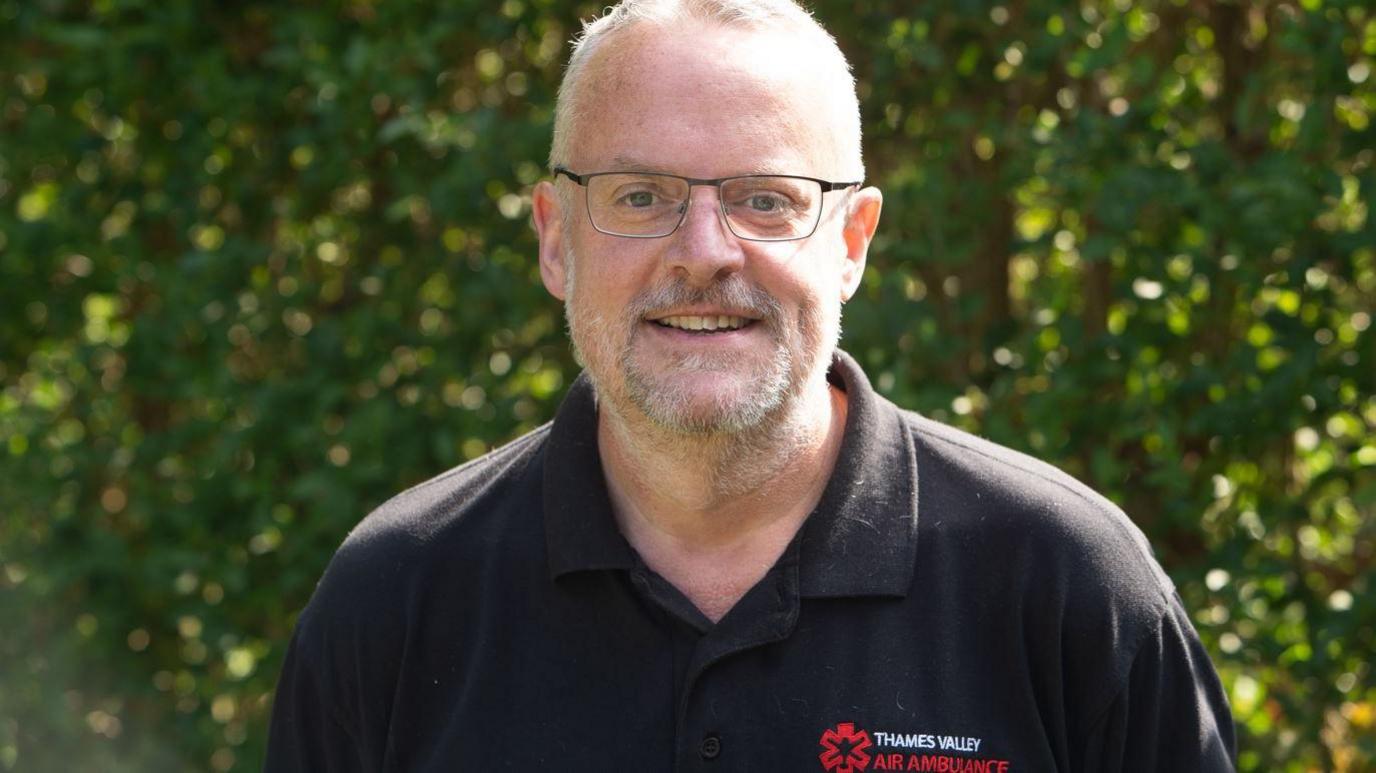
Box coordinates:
[699,734,721,760]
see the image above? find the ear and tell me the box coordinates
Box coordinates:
[838,186,882,302]
[531,180,568,301]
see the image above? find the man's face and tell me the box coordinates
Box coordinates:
[534,21,880,435]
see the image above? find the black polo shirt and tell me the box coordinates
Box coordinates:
[265,351,1236,772]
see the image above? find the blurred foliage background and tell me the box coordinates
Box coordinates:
[1,0,1373,770]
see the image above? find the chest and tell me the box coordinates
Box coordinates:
[373,575,1078,772]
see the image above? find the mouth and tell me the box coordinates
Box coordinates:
[649,314,756,333]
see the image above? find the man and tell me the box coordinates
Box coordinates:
[266,1,1237,770]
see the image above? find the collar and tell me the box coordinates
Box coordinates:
[543,350,920,599]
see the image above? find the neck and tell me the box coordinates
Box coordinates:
[597,374,848,620]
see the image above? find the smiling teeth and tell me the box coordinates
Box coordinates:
[658,315,748,331]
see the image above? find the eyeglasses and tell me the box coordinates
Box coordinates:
[553,167,860,242]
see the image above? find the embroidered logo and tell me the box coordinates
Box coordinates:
[819,722,1011,771]
[819,722,874,772]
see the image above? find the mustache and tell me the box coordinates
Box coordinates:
[628,276,783,324]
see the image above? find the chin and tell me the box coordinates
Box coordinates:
[638,387,783,435]
[622,356,794,435]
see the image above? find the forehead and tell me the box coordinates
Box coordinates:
[571,21,846,178]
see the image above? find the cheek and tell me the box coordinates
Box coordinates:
[564,255,637,346]
[567,231,653,298]
[786,256,844,310]
[783,263,845,347]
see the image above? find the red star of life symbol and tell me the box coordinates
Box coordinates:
[819,722,873,772]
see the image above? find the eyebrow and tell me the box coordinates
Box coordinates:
[607,155,671,173]
[606,155,792,176]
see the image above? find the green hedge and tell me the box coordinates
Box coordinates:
[2,1,1372,770]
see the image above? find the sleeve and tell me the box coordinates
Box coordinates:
[1078,591,1237,772]
[262,622,368,773]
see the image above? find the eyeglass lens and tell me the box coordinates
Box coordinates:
[585,173,822,240]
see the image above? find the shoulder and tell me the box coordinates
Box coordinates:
[342,423,551,555]
[896,408,1185,720]
[896,406,1174,638]
[295,424,552,636]
[903,409,1169,588]
[273,425,553,753]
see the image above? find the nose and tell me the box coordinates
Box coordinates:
[663,185,746,285]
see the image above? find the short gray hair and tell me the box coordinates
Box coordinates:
[548,0,864,179]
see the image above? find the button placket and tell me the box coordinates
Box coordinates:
[672,547,802,770]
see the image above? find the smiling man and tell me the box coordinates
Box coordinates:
[265,2,1236,771]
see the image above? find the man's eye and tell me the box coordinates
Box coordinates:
[619,190,657,208]
[740,192,791,213]
[748,194,782,211]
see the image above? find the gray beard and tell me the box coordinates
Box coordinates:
[563,252,834,438]
[620,278,792,435]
